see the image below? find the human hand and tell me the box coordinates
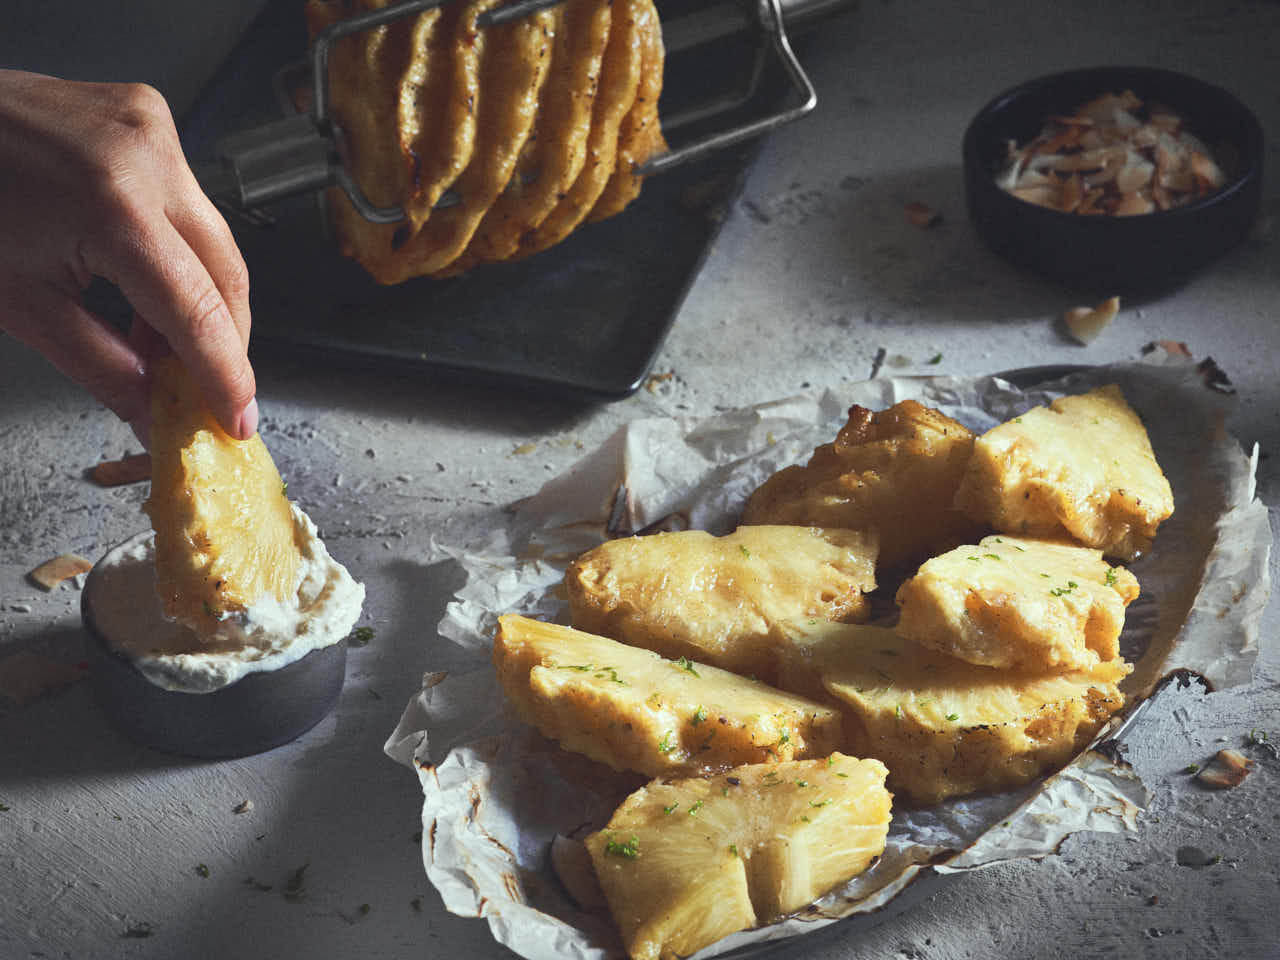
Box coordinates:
[0,69,258,440]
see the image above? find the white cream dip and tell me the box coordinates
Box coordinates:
[86,505,365,693]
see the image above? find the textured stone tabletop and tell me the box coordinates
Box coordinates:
[2,1,1277,958]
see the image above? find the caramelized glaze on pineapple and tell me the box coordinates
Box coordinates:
[798,622,1130,806]
[895,535,1140,671]
[954,384,1173,560]
[566,525,878,684]
[742,399,983,571]
[143,357,301,627]
[586,754,892,960]
[492,616,843,777]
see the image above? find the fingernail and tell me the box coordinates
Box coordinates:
[238,398,259,440]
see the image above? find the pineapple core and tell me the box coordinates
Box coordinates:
[587,754,891,960]
[143,356,301,628]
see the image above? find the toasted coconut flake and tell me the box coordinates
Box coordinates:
[1057,174,1084,213]
[997,90,1227,215]
[904,201,942,228]
[1189,150,1225,190]
[89,452,151,487]
[28,554,93,591]
[1063,296,1120,345]
[1012,184,1059,209]
[1195,749,1254,789]
[0,651,87,705]
[1115,157,1154,194]
[1146,339,1193,358]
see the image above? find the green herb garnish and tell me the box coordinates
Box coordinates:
[663,802,679,815]
[674,657,700,677]
[928,353,943,365]
[657,731,676,755]
[1105,567,1118,586]
[348,626,376,646]
[688,800,705,817]
[195,864,210,878]
[946,712,960,722]
[691,706,708,726]
[739,545,751,558]
[604,835,640,859]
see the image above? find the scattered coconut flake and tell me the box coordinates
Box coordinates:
[904,201,942,227]
[0,651,87,705]
[233,799,254,814]
[1063,296,1120,345]
[1195,749,1254,789]
[89,452,151,487]
[28,554,94,591]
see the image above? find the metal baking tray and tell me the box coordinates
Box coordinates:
[179,0,826,397]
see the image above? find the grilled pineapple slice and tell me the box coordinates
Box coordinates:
[895,535,1139,671]
[742,399,983,570]
[493,616,842,776]
[796,622,1130,806]
[565,526,877,684]
[954,384,1174,560]
[586,754,891,960]
[143,357,301,627]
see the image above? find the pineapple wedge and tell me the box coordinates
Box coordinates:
[742,399,983,570]
[586,754,892,960]
[492,615,842,776]
[797,622,1129,806]
[895,535,1139,671]
[143,356,301,626]
[565,525,877,684]
[954,384,1174,560]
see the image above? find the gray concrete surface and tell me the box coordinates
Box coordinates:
[2,1,1278,958]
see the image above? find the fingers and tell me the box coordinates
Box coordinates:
[81,209,257,440]
[167,162,253,353]
[2,284,149,426]
[0,75,260,438]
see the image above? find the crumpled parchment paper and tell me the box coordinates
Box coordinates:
[386,360,1271,959]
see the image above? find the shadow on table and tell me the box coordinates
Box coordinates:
[739,160,1210,327]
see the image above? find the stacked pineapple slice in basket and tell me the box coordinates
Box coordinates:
[492,383,1173,959]
[305,0,667,283]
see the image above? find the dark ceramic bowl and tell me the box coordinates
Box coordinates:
[963,66,1263,295]
[82,537,346,759]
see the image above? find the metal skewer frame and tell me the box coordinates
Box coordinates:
[207,0,835,225]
